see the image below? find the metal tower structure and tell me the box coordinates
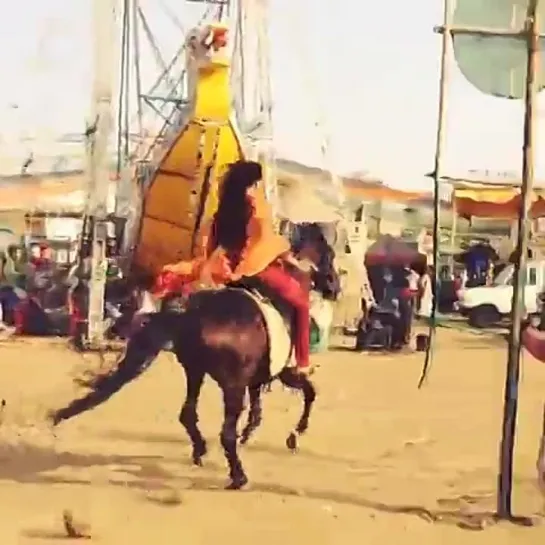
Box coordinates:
[84,0,232,346]
[83,0,345,345]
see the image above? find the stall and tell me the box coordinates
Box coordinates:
[444,175,545,232]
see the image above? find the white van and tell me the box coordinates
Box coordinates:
[457,259,545,328]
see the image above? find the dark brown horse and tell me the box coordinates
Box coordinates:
[49,261,338,489]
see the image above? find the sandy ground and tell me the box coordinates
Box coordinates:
[1,329,545,544]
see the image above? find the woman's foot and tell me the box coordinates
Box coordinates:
[293,364,314,376]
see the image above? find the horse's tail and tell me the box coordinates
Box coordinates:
[51,312,181,425]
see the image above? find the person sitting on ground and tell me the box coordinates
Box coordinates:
[356,306,393,351]
[155,160,313,375]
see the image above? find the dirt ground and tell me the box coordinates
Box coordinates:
[1,329,545,544]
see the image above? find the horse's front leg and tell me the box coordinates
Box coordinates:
[240,384,263,445]
[220,386,247,489]
[178,366,207,466]
[278,369,317,452]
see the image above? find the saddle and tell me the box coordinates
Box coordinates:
[214,277,296,378]
[162,279,295,377]
[160,270,328,378]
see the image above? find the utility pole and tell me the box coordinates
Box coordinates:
[432,0,543,520]
[497,0,540,520]
[85,0,118,346]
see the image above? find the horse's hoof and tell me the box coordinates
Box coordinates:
[191,443,207,465]
[46,410,62,427]
[225,475,249,490]
[286,432,298,452]
[239,434,250,445]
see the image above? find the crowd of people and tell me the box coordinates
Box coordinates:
[0,242,60,334]
[4,162,492,363]
[0,229,434,359]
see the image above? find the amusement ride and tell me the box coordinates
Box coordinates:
[75,0,352,345]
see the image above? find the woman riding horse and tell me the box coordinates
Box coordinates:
[155,160,314,375]
[48,161,340,489]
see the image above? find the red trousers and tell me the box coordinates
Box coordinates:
[257,263,310,369]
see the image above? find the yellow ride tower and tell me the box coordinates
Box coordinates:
[133,24,245,276]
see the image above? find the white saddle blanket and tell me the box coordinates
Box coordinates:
[242,291,293,378]
[241,290,333,378]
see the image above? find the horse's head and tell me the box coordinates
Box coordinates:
[185,24,230,71]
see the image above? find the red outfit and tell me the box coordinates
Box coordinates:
[156,189,311,372]
[256,263,310,369]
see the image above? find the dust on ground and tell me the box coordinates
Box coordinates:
[0,329,544,544]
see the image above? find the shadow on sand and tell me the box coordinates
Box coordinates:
[0,439,538,534]
[96,428,367,467]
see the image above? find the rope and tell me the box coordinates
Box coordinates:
[417,189,440,389]
[417,0,451,389]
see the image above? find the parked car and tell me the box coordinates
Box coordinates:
[457,259,545,328]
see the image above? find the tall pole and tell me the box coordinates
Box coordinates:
[497,0,540,519]
[417,0,452,388]
[86,0,118,345]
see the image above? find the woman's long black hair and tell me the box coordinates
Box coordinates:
[211,160,262,265]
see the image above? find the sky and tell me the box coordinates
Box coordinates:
[0,0,544,190]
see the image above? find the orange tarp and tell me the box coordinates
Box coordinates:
[453,183,545,218]
[343,184,426,202]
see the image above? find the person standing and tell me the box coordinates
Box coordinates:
[406,267,419,315]
[417,266,434,318]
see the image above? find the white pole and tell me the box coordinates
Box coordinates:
[86,0,118,345]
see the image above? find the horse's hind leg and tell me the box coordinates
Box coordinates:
[220,386,247,489]
[240,384,263,445]
[278,370,317,452]
[179,367,207,466]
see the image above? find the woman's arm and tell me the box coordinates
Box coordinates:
[196,220,214,258]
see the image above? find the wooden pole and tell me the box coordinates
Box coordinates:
[417,0,452,388]
[497,0,540,520]
[450,196,458,273]
[434,24,545,38]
